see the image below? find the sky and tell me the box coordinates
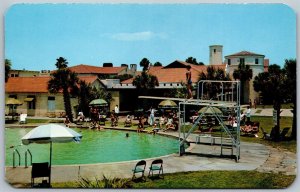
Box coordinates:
[5,3,296,71]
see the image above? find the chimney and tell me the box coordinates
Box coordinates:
[103,63,113,67]
[130,64,137,74]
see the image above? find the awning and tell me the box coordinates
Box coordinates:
[24,98,34,102]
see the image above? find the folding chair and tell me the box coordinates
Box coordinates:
[261,127,271,140]
[148,159,164,178]
[31,162,50,188]
[132,160,146,181]
[279,127,290,140]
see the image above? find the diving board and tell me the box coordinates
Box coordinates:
[138,96,237,107]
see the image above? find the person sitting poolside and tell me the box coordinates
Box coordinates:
[77,111,85,122]
[165,116,173,129]
[159,115,166,129]
[152,123,160,133]
[163,123,175,132]
[64,116,70,127]
[110,111,117,127]
[137,116,144,133]
[96,123,105,131]
[125,115,132,127]
[241,121,252,133]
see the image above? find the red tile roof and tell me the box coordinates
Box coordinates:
[5,77,51,93]
[78,76,99,84]
[225,51,264,57]
[226,51,264,57]
[67,64,126,74]
[121,61,226,84]
[5,76,99,93]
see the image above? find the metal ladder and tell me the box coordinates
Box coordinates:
[12,148,32,168]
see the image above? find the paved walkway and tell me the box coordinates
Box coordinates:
[242,107,293,117]
[5,131,296,185]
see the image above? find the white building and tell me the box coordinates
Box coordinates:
[224,51,267,104]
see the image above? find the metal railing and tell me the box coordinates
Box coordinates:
[25,149,32,168]
[13,149,21,168]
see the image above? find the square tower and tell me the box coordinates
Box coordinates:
[209,45,223,65]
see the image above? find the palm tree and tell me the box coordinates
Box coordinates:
[283,59,296,140]
[153,62,162,66]
[132,72,159,90]
[253,64,286,140]
[198,66,231,99]
[48,57,79,122]
[77,80,93,117]
[5,59,12,83]
[139,58,151,71]
[233,62,253,104]
[133,58,159,108]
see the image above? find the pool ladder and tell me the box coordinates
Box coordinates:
[25,149,32,168]
[12,149,20,168]
[12,149,32,168]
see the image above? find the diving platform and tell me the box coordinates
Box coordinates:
[138,96,237,107]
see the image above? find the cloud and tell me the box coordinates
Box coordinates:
[110,31,167,41]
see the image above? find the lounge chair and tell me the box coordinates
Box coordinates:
[19,113,27,124]
[279,127,290,140]
[31,162,50,188]
[132,160,146,181]
[148,159,164,178]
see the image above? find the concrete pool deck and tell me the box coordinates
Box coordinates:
[5,131,297,185]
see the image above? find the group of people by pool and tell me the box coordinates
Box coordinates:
[63,105,179,134]
[136,109,179,134]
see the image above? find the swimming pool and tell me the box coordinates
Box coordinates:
[5,128,179,166]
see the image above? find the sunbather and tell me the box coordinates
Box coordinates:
[159,115,166,129]
[241,121,252,133]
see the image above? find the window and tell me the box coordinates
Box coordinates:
[255,58,259,64]
[164,84,166,86]
[240,58,245,64]
[11,74,19,77]
[214,49,216,53]
[228,59,231,65]
[9,95,17,99]
[170,83,172,86]
[48,96,55,112]
[25,96,36,109]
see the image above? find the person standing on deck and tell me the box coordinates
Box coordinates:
[114,105,119,120]
[186,65,192,99]
[246,106,251,122]
[149,106,155,126]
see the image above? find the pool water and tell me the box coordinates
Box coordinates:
[5,128,179,166]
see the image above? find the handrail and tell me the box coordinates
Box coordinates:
[13,149,21,168]
[25,149,32,168]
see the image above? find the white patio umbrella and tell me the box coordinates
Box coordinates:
[21,124,82,185]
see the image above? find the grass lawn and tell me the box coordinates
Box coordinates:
[131,171,295,189]
[25,119,64,124]
[256,103,293,109]
[241,116,296,153]
[46,170,295,189]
